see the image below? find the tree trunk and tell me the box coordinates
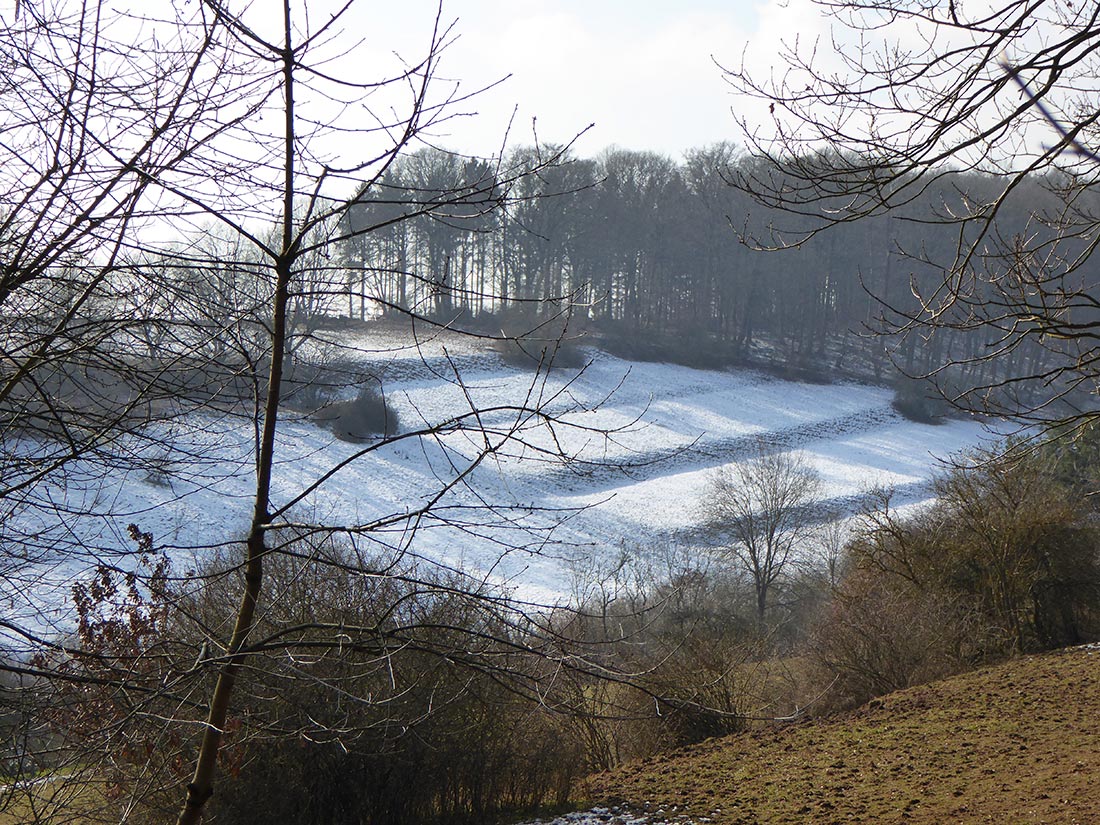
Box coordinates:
[176,2,297,820]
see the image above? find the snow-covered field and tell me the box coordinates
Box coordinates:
[7,328,999,631]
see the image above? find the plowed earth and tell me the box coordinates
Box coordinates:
[581,647,1100,824]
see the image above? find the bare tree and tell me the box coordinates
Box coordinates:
[721,0,1100,427]
[702,445,822,623]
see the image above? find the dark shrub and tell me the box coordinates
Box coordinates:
[315,385,399,442]
[810,443,1100,712]
[492,336,588,371]
[281,360,331,413]
[488,306,589,371]
[766,359,832,385]
[809,567,985,710]
[187,545,584,825]
[891,375,948,423]
[596,322,744,370]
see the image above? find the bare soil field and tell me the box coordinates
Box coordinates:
[581,646,1100,824]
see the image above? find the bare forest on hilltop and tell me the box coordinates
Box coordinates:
[340,147,1087,414]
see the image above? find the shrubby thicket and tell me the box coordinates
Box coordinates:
[19,542,793,824]
[812,431,1100,708]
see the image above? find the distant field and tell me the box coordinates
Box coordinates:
[579,646,1100,824]
[5,335,997,628]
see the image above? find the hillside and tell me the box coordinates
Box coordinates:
[577,646,1100,824]
[3,328,996,629]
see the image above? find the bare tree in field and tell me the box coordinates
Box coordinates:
[0,1,663,823]
[702,445,822,623]
[721,0,1100,428]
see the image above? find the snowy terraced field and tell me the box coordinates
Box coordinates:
[9,330,999,627]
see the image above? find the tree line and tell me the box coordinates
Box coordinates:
[339,146,1086,408]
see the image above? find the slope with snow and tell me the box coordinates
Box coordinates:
[4,330,998,632]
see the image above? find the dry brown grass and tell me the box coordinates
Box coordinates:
[0,774,108,825]
[581,646,1100,824]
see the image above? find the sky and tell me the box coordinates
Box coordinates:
[0,0,833,165]
[349,0,829,159]
[0,0,837,217]
[1,0,1069,171]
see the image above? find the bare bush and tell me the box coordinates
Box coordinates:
[178,544,585,825]
[490,308,589,371]
[810,567,985,711]
[810,444,1100,711]
[552,549,814,769]
[313,385,400,442]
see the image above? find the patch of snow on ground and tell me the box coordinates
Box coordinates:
[515,802,727,825]
[517,806,650,825]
